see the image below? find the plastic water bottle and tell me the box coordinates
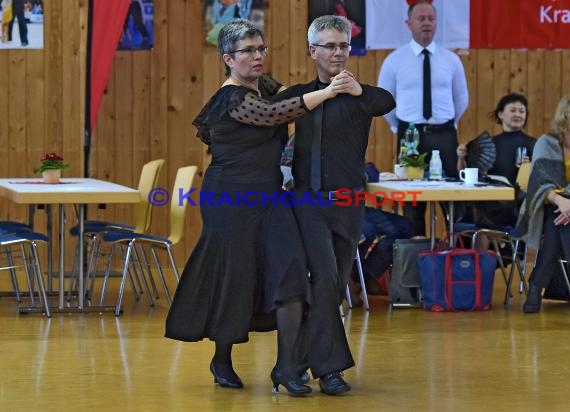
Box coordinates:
[429,149,443,180]
[405,123,420,154]
[398,144,407,165]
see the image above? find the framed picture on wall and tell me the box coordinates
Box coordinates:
[118,0,154,50]
[0,0,44,49]
[308,0,366,56]
[203,0,265,48]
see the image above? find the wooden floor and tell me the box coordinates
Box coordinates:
[1,273,570,411]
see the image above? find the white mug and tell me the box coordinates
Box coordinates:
[394,164,408,179]
[459,168,479,185]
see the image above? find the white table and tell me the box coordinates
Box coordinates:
[0,178,139,312]
[367,180,514,248]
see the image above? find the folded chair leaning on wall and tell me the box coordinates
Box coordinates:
[93,165,197,315]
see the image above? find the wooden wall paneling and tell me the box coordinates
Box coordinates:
[25,52,44,174]
[491,49,511,136]
[131,52,151,177]
[44,0,63,152]
[25,50,48,242]
[543,50,562,134]
[563,50,570,96]
[373,50,394,171]
[166,0,189,261]
[0,51,9,214]
[509,50,527,99]
[475,49,495,136]
[113,52,134,226]
[457,50,476,144]
[526,50,545,137]
[358,53,381,167]
[289,0,308,86]
[269,0,290,84]
[93,61,117,225]
[7,50,28,222]
[183,0,204,255]
[61,1,83,180]
[148,0,169,237]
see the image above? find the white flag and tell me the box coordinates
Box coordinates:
[365,0,469,50]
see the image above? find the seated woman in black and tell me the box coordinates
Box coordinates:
[456,93,535,247]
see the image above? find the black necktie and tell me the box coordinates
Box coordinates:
[310,104,323,192]
[422,49,432,120]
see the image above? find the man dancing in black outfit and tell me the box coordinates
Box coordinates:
[275,15,395,395]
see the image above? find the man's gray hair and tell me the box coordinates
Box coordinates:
[218,19,264,75]
[307,15,351,45]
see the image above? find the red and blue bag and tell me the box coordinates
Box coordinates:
[418,248,497,311]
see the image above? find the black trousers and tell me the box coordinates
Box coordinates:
[8,0,27,44]
[292,192,364,378]
[397,121,458,236]
[529,205,570,289]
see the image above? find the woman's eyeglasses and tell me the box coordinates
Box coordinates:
[311,43,351,53]
[230,46,268,56]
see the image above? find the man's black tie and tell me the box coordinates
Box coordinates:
[422,49,432,120]
[310,103,323,192]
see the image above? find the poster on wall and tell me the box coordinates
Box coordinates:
[203,0,265,48]
[308,0,366,56]
[0,0,44,49]
[118,0,154,50]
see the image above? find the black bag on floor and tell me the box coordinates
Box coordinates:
[390,238,432,304]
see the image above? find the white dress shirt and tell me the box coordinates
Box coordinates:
[378,40,469,132]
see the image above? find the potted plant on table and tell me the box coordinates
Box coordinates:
[34,152,70,183]
[399,141,428,180]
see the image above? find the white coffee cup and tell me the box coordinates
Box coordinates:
[459,168,479,185]
[394,164,408,179]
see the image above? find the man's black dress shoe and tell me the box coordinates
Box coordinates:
[210,361,243,389]
[271,368,312,395]
[319,372,351,395]
[523,283,543,313]
[299,370,311,384]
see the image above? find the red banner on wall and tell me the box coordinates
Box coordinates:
[470,0,570,49]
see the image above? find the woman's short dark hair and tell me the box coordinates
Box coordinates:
[217,19,264,76]
[491,93,529,127]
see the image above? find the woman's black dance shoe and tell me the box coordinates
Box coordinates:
[210,361,244,389]
[271,368,312,395]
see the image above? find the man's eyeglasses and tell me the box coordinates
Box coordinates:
[230,46,268,56]
[311,43,351,53]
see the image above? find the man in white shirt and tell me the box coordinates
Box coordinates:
[378,0,468,235]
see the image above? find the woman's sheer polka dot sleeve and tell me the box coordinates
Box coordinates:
[228,91,308,126]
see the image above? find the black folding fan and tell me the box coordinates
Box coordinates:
[466,131,496,173]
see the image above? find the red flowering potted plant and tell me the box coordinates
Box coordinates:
[34,152,70,183]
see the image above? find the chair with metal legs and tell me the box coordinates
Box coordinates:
[0,232,51,317]
[345,235,372,311]
[458,162,532,304]
[93,165,197,315]
[68,159,165,304]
